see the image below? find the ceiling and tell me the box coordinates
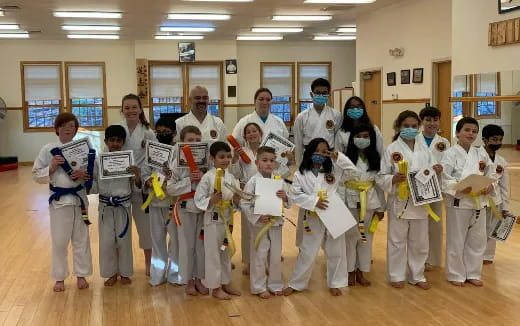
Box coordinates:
[0,0,401,40]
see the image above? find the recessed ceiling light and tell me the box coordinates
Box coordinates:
[0,24,20,30]
[167,13,231,20]
[155,35,205,40]
[0,32,29,38]
[336,27,356,33]
[313,35,356,40]
[237,36,283,40]
[54,11,122,19]
[272,15,332,21]
[304,0,375,3]
[251,27,303,33]
[62,25,120,31]
[67,34,120,39]
[160,26,215,32]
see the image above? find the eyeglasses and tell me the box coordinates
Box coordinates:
[312,92,329,96]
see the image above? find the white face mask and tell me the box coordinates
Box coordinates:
[353,137,370,149]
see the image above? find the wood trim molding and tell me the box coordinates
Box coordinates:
[223,103,254,108]
[449,95,520,102]
[382,98,430,104]
[6,107,22,110]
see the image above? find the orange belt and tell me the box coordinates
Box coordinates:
[172,191,196,226]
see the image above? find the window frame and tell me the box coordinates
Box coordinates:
[64,61,107,130]
[20,61,65,132]
[473,72,501,119]
[296,61,332,113]
[148,61,185,125]
[260,62,295,126]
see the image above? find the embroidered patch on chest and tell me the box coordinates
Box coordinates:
[391,152,403,163]
[479,160,486,172]
[325,173,335,184]
[435,142,446,152]
[496,165,504,174]
[210,129,218,139]
[325,120,334,130]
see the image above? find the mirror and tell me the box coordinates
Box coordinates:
[499,0,520,14]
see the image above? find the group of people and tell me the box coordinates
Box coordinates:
[33,77,510,300]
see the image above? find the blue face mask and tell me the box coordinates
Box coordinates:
[353,137,370,149]
[347,107,364,120]
[311,154,326,165]
[400,127,419,140]
[312,94,329,106]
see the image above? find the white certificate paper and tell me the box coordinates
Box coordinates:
[145,140,175,169]
[489,211,517,242]
[99,150,134,180]
[408,170,443,206]
[177,142,209,169]
[60,137,91,170]
[315,192,357,239]
[260,132,295,164]
[253,178,283,216]
[454,174,496,193]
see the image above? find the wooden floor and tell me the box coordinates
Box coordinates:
[2,148,520,326]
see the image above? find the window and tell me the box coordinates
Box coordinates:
[188,64,223,119]
[297,62,331,112]
[452,75,470,117]
[474,72,500,118]
[65,63,106,129]
[21,62,63,131]
[260,63,294,123]
[149,63,183,124]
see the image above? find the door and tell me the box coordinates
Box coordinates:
[362,71,382,129]
[435,61,452,141]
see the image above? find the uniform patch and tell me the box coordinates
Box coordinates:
[496,165,504,174]
[210,129,218,139]
[71,161,77,167]
[281,152,287,158]
[479,160,486,172]
[391,152,403,163]
[325,119,334,130]
[424,169,430,176]
[435,142,446,152]
[325,173,335,184]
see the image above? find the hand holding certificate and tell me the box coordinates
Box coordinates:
[407,168,443,206]
[145,140,175,169]
[253,178,284,217]
[260,132,295,165]
[58,137,92,171]
[99,150,135,179]
[454,174,496,193]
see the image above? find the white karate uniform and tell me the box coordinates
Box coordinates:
[376,137,434,284]
[287,152,356,291]
[231,111,290,145]
[481,149,509,262]
[91,157,135,278]
[33,141,93,281]
[441,144,492,282]
[241,173,289,294]
[416,132,450,267]
[343,158,385,273]
[120,120,156,250]
[194,168,239,290]
[166,165,205,284]
[174,111,227,142]
[142,164,180,286]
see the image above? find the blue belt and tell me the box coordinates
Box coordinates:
[49,184,91,225]
[99,194,131,238]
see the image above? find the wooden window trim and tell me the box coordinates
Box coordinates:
[260,62,295,126]
[473,72,501,119]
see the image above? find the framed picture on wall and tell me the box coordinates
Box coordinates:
[387,72,396,86]
[178,42,195,62]
[225,59,237,74]
[401,69,411,84]
[413,68,424,83]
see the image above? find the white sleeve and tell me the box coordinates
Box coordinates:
[290,172,319,211]
[240,178,260,224]
[232,118,246,145]
[375,126,385,158]
[334,132,346,155]
[500,162,510,211]
[293,115,304,165]
[194,174,213,211]
[440,150,459,197]
[375,148,396,194]
[166,170,193,196]
[32,146,51,184]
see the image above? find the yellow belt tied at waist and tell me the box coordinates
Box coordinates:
[141,173,166,211]
[214,168,236,257]
[468,191,502,219]
[397,161,440,222]
[254,175,283,250]
[346,180,374,242]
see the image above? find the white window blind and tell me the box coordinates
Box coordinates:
[68,65,103,98]
[150,65,183,98]
[299,64,329,100]
[453,75,470,93]
[188,65,221,100]
[262,65,292,97]
[475,73,498,94]
[24,64,61,101]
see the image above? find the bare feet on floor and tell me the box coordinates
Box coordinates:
[195,278,209,295]
[186,280,198,296]
[212,287,231,300]
[222,284,241,296]
[53,281,65,292]
[466,279,483,287]
[391,281,405,289]
[356,270,371,286]
[120,276,132,285]
[274,290,283,296]
[77,277,89,289]
[483,260,493,265]
[329,288,343,296]
[449,281,464,287]
[415,281,431,290]
[242,264,250,276]
[104,274,118,286]
[258,291,271,299]
[348,272,356,286]
[283,287,296,296]
[144,249,152,277]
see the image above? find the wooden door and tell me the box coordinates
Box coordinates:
[362,71,382,129]
[436,61,452,141]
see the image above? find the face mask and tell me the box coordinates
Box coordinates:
[489,143,502,152]
[312,94,329,106]
[347,107,364,120]
[353,137,370,149]
[400,127,419,140]
[311,154,326,165]
[157,133,173,144]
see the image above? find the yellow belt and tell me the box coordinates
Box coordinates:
[217,200,236,257]
[346,180,374,242]
[254,176,283,250]
[468,191,502,219]
[141,173,166,211]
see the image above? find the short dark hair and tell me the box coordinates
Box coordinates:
[254,88,272,101]
[210,141,231,157]
[155,117,176,132]
[256,146,276,159]
[104,125,126,141]
[419,106,441,120]
[54,112,79,136]
[311,78,331,93]
[180,125,202,141]
[455,117,479,133]
[482,124,504,139]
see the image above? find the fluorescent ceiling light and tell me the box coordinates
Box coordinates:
[0,33,29,38]
[336,27,356,33]
[62,25,120,31]
[251,27,303,33]
[313,35,356,40]
[183,0,252,2]
[0,24,20,30]
[67,34,120,39]
[54,11,122,19]
[304,0,375,3]
[155,35,204,40]
[0,10,4,16]
[237,36,283,40]
[167,13,231,20]
[272,15,331,21]
[160,26,215,32]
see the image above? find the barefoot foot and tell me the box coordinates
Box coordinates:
[195,278,209,295]
[391,281,405,289]
[483,260,493,265]
[348,272,356,286]
[53,281,65,292]
[242,264,250,276]
[329,288,343,296]
[415,281,431,290]
[449,281,464,287]
[356,270,371,286]
[466,279,483,287]
[222,284,241,296]
[212,287,231,300]
[120,276,132,285]
[144,249,152,277]
[186,280,198,296]
[274,290,283,296]
[283,287,296,296]
[258,291,271,299]
[77,277,89,289]
[104,274,118,286]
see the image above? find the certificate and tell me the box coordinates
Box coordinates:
[99,150,134,180]
[407,170,442,206]
[489,211,517,242]
[177,142,208,169]
[315,192,357,239]
[253,178,283,216]
[260,132,295,164]
[145,140,175,169]
[59,137,92,170]
[454,174,496,193]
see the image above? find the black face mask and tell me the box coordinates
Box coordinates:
[157,134,173,144]
[489,143,502,152]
